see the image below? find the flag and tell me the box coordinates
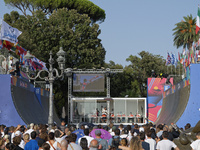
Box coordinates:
[171,52,175,65]
[0,21,22,43]
[166,52,171,65]
[196,6,200,34]
[30,57,47,71]
[175,53,178,67]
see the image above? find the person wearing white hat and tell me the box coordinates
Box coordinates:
[15,130,25,149]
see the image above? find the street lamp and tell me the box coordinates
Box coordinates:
[24,47,66,129]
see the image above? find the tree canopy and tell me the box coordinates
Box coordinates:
[173,14,199,49]
[4,0,106,22]
[4,9,106,68]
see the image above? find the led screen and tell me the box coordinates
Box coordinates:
[73,74,105,92]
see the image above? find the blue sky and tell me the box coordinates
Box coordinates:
[0,0,199,66]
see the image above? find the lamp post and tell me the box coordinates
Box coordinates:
[24,47,66,129]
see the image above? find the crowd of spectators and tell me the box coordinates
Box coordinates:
[0,121,199,150]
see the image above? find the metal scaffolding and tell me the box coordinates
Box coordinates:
[64,68,123,123]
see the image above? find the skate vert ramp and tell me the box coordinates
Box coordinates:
[176,64,200,127]
[155,64,200,127]
[0,75,25,127]
[154,85,190,126]
[0,74,60,126]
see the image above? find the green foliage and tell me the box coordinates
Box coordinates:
[4,0,106,22]
[173,14,199,49]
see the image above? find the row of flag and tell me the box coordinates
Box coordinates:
[166,46,200,68]
[0,20,47,71]
[166,52,178,67]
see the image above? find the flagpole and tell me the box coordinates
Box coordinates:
[171,64,172,75]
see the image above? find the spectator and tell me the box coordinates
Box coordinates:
[80,138,89,150]
[5,143,16,150]
[67,133,82,150]
[159,125,173,141]
[108,129,120,150]
[38,138,46,150]
[95,130,108,150]
[54,129,64,144]
[130,136,144,150]
[0,138,5,150]
[139,132,150,150]
[156,131,179,150]
[110,126,117,136]
[131,124,139,135]
[42,143,50,150]
[78,128,94,147]
[184,123,191,131]
[23,133,30,146]
[13,136,23,150]
[190,131,200,150]
[59,121,66,133]
[14,130,25,149]
[145,130,156,150]
[60,139,68,150]
[120,138,128,147]
[24,123,34,137]
[118,124,124,134]
[119,136,143,150]
[24,131,39,150]
[46,132,61,150]
[89,139,100,150]
[156,124,163,138]
[120,128,129,139]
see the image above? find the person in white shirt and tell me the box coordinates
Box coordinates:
[24,123,34,138]
[54,129,65,144]
[78,128,94,148]
[156,131,179,150]
[190,131,200,150]
[145,130,156,150]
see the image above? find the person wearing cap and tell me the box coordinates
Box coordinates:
[95,130,108,150]
[78,128,94,147]
[15,130,25,149]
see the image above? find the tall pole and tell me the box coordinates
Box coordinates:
[48,79,54,129]
[48,51,54,129]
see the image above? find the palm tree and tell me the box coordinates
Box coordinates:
[173,14,199,50]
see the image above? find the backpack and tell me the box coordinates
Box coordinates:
[111,136,121,150]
